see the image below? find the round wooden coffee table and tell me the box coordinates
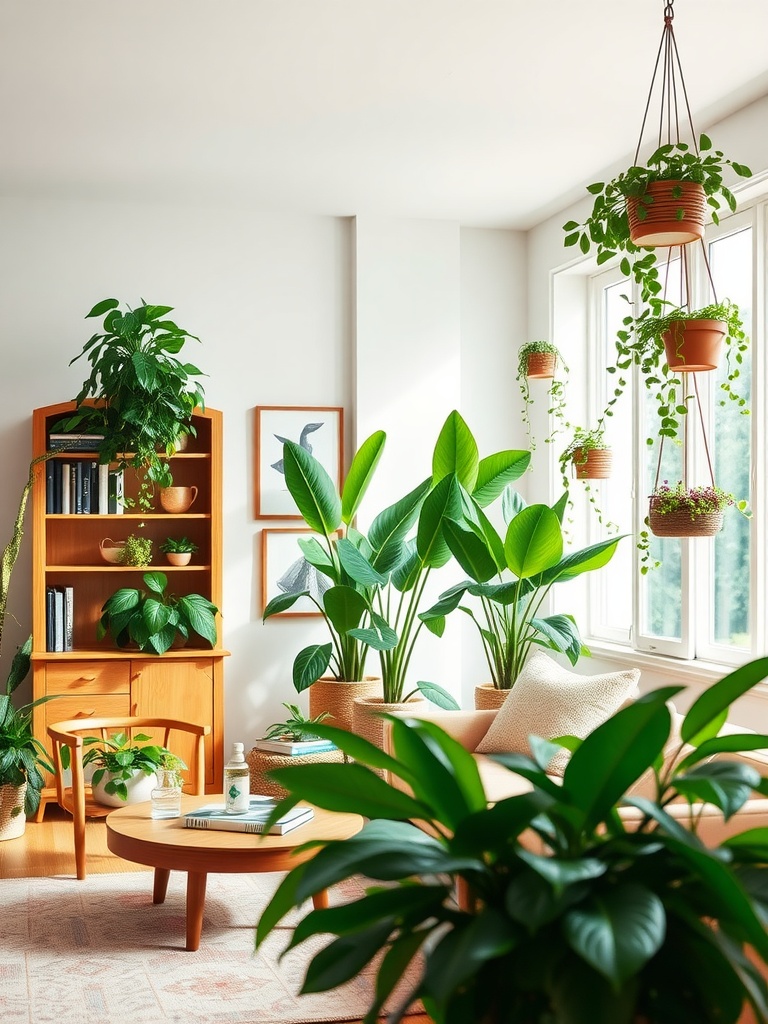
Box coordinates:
[106,794,363,951]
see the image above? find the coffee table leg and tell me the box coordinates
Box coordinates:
[186,871,208,951]
[153,868,171,905]
[312,888,329,910]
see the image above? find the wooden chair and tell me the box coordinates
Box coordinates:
[47,716,210,880]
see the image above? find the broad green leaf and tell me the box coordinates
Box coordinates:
[415,680,460,710]
[348,610,398,651]
[682,658,768,745]
[674,761,761,821]
[283,440,342,535]
[369,478,431,573]
[341,430,386,525]
[432,410,479,490]
[443,519,498,583]
[263,590,308,619]
[564,688,683,831]
[297,536,338,582]
[419,583,469,622]
[323,586,368,635]
[86,297,119,318]
[530,614,582,662]
[143,571,167,595]
[392,716,487,813]
[336,537,385,587]
[518,848,607,891]
[502,486,526,524]
[538,535,624,586]
[472,450,531,506]
[416,474,462,568]
[504,504,563,579]
[563,884,666,987]
[424,910,520,1002]
[292,643,333,692]
[390,542,421,592]
[301,922,395,993]
[142,598,173,635]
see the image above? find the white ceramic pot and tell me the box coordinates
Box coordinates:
[0,782,27,841]
[91,769,158,808]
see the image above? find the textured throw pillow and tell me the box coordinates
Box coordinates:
[475,650,640,775]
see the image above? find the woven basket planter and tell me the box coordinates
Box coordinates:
[309,676,382,733]
[627,180,707,247]
[474,683,511,711]
[648,500,724,538]
[525,352,556,379]
[246,746,345,800]
[662,319,725,372]
[572,448,613,480]
[352,696,426,776]
[0,782,27,841]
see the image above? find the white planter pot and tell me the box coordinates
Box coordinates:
[0,782,27,841]
[91,769,158,807]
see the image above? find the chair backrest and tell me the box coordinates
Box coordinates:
[48,715,210,811]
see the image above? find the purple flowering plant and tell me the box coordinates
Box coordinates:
[649,480,750,520]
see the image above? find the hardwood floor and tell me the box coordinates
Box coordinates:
[0,805,148,878]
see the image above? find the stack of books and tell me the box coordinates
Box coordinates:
[183,798,314,835]
[45,585,74,652]
[251,737,337,756]
[45,461,124,515]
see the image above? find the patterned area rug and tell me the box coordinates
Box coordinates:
[0,871,423,1024]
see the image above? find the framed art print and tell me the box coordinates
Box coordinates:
[255,406,343,519]
[261,528,333,616]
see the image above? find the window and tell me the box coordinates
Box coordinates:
[583,202,763,666]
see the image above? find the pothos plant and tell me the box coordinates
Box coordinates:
[57,298,206,510]
[516,341,569,452]
[558,426,617,534]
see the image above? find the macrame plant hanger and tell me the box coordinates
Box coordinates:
[634,0,721,532]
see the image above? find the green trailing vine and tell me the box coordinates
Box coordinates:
[516,341,569,452]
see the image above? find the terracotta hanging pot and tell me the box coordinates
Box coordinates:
[662,319,725,372]
[648,498,724,538]
[627,180,707,246]
[525,352,556,379]
[308,676,382,732]
[572,448,613,480]
[474,683,510,710]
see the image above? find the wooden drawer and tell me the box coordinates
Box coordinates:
[45,661,131,695]
[44,694,131,728]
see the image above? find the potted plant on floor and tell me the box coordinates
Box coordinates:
[517,341,569,452]
[97,571,218,654]
[56,298,207,510]
[420,491,626,708]
[60,730,186,806]
[257,657,768,1024]
[647,480,751,538]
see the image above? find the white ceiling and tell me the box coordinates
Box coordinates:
[1,0,767,229]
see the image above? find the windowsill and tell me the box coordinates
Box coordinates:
[584,638,768,698]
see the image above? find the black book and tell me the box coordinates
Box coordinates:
[89,461,98,515]
[46,587,55,652]
[53,460,62,514]
[81,463,91,515]
[46,462,55,514]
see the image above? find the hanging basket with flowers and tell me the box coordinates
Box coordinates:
[647,481,749,538]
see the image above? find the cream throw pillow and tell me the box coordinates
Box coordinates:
[475,650,640,775]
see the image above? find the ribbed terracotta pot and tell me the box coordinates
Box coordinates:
[0,783,27,841]
[662,319,725,372]
[352,696,426,773]
[627,180,707,246]
[572,448,613,480]
[309,676,382,732]
[525,352,556,379]
[648,499,724,538]
[474,683,511,710]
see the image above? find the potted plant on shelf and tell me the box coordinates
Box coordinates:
[119,531,153,567]
[60,730,186,806]
[56,298,206,511]
[97,571,218,654]
[257,658,768,1024]
[159,536,198,566]
[420,491,626,708]
[647,479,751,539]
[517,341,569,452]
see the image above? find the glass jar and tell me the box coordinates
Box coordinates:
[150,769,183,819]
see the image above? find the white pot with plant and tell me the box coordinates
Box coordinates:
[64,730,186,807]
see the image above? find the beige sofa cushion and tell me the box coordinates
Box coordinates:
[475,650,640,774]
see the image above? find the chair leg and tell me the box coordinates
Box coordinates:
[73,804,87,880]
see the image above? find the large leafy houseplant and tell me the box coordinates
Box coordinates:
[61,730,186,802]
[97,570,218,654]
[263,411,530,705]
[258,657,768,1024]
[420,491,624,690]
[57,298,206,509]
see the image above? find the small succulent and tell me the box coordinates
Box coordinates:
[261,703,331,743]
[159,536,198,554]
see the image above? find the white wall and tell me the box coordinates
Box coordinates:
[0,196,527,745]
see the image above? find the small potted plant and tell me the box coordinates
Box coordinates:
[159,536,198,566]
[559,426,612,480]
[647,479,751,538]
[56,298,207,511]
[119,531,153,567]
[517,342,569,452]
[61,730,186,806]
[261,704,332,744]
[97,571,218,654]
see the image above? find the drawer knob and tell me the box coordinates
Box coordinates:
[74,709,97,718]
[77,675,97,682]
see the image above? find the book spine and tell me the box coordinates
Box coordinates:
[81,463,91,515]
[98,463,109,515]
[53,460,62,514]
[61,463,71,515]
[46,462,55,514]
[64,586,74,652]
[89,462,98,514]
[53,588,65,652]
[70,465,77,514]
[46,587,55,652]
[75,463,83,514]
[254,741,336,755]
[115,469,125,514]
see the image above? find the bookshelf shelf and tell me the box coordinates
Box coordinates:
[31,401,227,819]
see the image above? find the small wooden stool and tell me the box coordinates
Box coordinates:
[246,746,346,799]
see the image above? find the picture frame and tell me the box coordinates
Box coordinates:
[255,406,343,519]
[261,528,334,617]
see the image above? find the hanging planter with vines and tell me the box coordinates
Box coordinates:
[517,341,568,453]
[558,427,617,534]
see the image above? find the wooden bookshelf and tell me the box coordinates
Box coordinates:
[30,402,227,818]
